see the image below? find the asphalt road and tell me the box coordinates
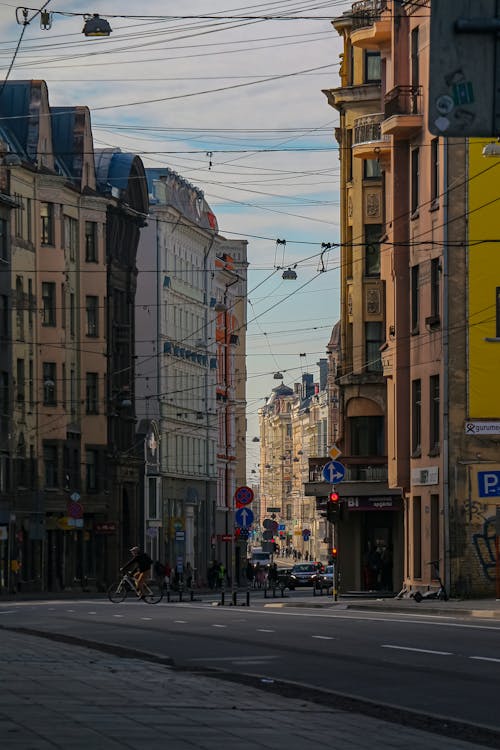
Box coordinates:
[1,595,499,734]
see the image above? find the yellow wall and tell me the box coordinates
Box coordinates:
[468,139,500,418]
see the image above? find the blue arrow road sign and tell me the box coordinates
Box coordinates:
[322,460,346,484]
[235,507,254,528]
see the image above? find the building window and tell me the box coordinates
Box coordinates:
[16,276,24,339]
[365,322,383,372]
[42,282,56,326]
[411,27,419,87]
[43,444,58,488]
[28,278,33,330]
[0,217,7,261]
[430,258,440,319]
[413,496,422,578]
[63,215,78,261]
[0,294,8,338]
[365,224,381,277]
[70,293,75,337]
[29,359,34,406]
[346,129,353,182]
[349,415,384,456]
[364,51,381,82]
[411,379,421,456]
[86,295,98,337]
[86,372,98,414]
[430,374,440,453]
[16,358,25,403]
[286,503,292,520]
[40,202,54,245]
[85,221,98,262]
[86,450,98,492]
[430,137,439,203]
[411,265,419,333]
[364,159,381,179]
[411,148,419,214]
[43,362,57,405]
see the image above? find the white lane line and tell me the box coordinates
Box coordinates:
[174,620,187,624]
[232,660,272,666]
[470,655,500,663]
[382,644,452,656]
[113,614,124,618]
[0,611,16,615]
[88,611,97,615]
[141,617,152,621]
[212,624,226,628]
[312,635,334,640]
[257,628,275,633]
[66,609,75,613]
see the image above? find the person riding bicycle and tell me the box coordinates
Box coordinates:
[120,546,152,597]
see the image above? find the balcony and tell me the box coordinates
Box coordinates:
[382,85,423,138]
[352,113,390,160]
[351,0,390,49]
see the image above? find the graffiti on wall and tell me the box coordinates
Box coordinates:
[472,515,497,582]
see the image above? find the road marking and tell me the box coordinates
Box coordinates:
[312,635,334,640]
[174,620,187,624]
[257,628,275,633]
[113,614,123,618]
[212,624,226,628]
[0,611,16,615]
[141,617,152,621]
[88,611,97,615]
[66,609,75,613]
[382,644,452,656]
[470,655,500,663]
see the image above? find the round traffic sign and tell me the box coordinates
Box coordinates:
[234,485,254,507]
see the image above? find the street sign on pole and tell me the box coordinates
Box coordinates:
[235,507,254,528]
[234,486,254,507]
[322,460,346,484]
[329,444,342,460]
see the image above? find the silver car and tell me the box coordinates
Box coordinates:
[290,563,323,586]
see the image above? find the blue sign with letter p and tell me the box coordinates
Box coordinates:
[478,470,500,497]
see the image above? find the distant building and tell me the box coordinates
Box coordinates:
[136,170,247,583]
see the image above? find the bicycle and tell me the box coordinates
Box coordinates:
[107,572,163,604]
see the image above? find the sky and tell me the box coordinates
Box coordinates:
[0,0,350,478]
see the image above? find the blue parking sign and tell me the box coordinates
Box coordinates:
[478,470,500,497]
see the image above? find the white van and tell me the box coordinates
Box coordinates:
[251,548,271,566]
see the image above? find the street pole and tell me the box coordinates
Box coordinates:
[231,489,236,604]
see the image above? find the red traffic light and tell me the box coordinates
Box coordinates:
[329,491,339,502]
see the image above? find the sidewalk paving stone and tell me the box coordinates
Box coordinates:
[0,629,495,749]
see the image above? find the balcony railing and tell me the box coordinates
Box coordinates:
[344,464,388,482]
[384,85,422,118]
[353,113,388,146]
[352,0,387,30]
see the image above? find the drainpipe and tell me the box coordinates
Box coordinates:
[442,137,450,593]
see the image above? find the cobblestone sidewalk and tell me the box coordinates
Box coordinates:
[0,630,493,750]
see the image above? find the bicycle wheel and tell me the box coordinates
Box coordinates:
[141,579,163,604]
[107,580,129,603]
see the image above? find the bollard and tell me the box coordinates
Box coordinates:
[246,589,250,607]
[281,586,285,598]
[179,587,183,603]
[190,589,194,601]
[220,589,225,606]
[166,587,170,603]
[232,590,237,607]
[272,586,276,598]
[264,586,267,598]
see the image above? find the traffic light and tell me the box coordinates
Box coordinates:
[326,489,339,523]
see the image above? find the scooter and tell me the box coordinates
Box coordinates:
[413,560,448,602]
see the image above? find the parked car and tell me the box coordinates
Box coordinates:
[290,562,324,586]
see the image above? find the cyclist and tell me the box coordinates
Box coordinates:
[120,546,152,598]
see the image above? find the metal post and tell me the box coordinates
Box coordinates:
[232,590,237,606]
[246,588,250,606]
[220,588,225,606]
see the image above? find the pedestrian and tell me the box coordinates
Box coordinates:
[217,562,226,589]
[268,562,278,589]
[185,561,193,589]
[245,560,255,587]
[208,561,218,589]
